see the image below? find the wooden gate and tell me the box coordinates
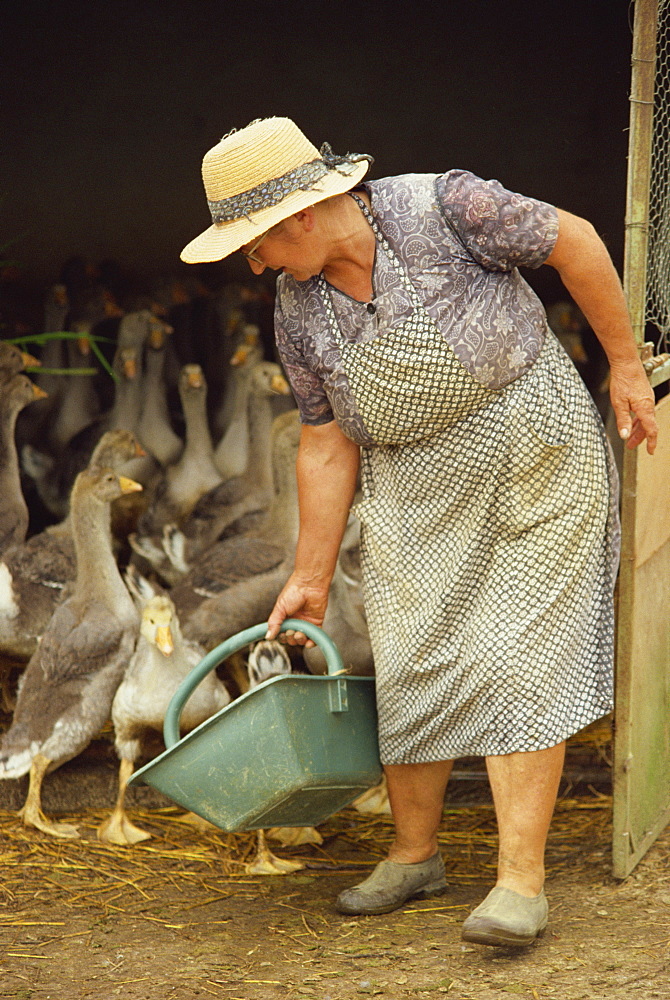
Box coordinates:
[613,0,670,878]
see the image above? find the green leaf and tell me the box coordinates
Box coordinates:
[26,367,98,376]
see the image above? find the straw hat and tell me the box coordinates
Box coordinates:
[180,117,373,264]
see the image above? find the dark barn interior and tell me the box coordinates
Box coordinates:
[0,0,630,820]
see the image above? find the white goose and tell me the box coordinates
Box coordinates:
[213,326,264,479]
[98,586,230,846]
[133,363,222,543]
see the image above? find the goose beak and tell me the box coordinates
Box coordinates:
[118,476,143,495]
[149,317,172,348]
[230,345,248,366]
[186,366,204,388]
[155,625,174,656]
[30,383,49,400]
[77,336,92,355]
[21,351,41,368]
[271,374,290,395]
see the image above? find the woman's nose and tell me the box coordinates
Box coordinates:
[247,259,266,275]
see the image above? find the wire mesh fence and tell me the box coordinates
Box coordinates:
[646,0,670,349]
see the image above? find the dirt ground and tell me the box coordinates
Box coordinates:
[2,743,670,1000]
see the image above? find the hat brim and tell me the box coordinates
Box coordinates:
[180,160,370,264]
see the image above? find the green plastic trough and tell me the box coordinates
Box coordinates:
[127,620,382,831]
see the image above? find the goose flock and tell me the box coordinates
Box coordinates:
[0,285,378,869]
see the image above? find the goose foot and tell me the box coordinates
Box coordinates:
[245,829,304,875]
[97,809,152,846]
[352,776,392,815]
[97,758,151,844]
[267,825,323,846]
[18,801,80,839]
[18,753,80,838]
[177,811,220,833]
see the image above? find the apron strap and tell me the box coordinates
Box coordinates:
[318,190,426,340]
[347,192,424,307]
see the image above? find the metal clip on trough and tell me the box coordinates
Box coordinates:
[128,620,381,831]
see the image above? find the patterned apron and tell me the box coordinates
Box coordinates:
[319,196,619,765]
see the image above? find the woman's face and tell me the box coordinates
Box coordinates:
[240,211,325,281]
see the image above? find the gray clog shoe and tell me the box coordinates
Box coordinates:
[335,853,447,915]
[461,886,548,946]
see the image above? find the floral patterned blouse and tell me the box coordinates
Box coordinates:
[274,170,559,429]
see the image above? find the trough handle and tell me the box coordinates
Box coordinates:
[163,619,345,749]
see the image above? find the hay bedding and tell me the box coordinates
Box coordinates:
[2,718,670,999]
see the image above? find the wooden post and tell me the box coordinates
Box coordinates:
[614,0,661,879]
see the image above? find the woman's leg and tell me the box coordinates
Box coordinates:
[335,759,453,914]
[384,760,454,862]
[485,741,566,896]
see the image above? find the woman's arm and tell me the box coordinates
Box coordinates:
[265,419,361,646]
[544,207,657,454]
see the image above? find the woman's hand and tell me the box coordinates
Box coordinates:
[265,574,331,647]
[609,358,657,454]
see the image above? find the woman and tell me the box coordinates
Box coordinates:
[181,117,657,946]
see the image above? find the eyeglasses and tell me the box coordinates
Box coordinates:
[240,230,269,265]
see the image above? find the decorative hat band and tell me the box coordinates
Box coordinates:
[207,143,374,224]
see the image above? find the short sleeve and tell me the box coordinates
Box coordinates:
[436,169,558,272]
[274,278,335,425]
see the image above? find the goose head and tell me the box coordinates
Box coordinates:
[247,640,291,689]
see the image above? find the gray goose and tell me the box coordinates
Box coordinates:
[0,430,143,664]
[160,361,290,577]
[170,410,301,650]
[0,341,40,387]
[242,640,308,875]
[0,374,47,557]
[0,466,142,838]
[22,326,147,519]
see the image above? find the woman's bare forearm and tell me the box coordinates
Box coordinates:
[544,208,657,452]
[294,421,361,587]
[265,420,360,641]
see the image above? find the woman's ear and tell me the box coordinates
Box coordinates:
[293,206,316,232]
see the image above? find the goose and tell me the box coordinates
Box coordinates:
[134,318,183,469]
[243,640,319,875]
[22,332,146,519]
[0,342,40,386]
[129,363,223,576]
[12,284,66,446]
[0,430,144,664]
[97,588,230,846]
[212,326,264,479]
[160,361,290,575]
[138,363,222,528]
[0,374,48,557]
[0,466,142,838]
[57,310,164,484]
[44,331,102,454]
[173,410,301,650]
